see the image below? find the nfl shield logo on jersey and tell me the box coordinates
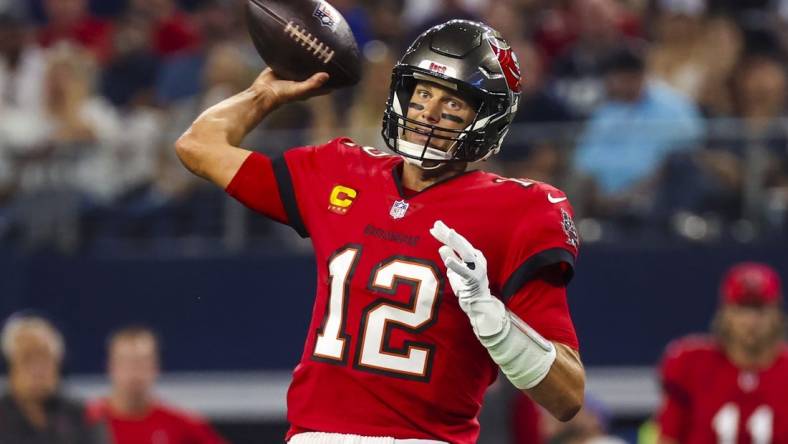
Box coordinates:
[390,200,409,219]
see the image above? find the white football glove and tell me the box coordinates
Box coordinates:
[430,220,557,390]
[429,220,507,338]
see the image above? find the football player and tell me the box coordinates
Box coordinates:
[176,20,585,444]
[657,262,788,444]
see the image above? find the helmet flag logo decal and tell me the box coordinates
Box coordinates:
[489,38,521,92]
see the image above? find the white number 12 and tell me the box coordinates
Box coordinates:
[313,246,442,381]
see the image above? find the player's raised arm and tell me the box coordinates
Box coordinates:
[174,68,328,188]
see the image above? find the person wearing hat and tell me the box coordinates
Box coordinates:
[656,262,788,444]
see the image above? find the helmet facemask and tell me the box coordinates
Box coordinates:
[381,20,521,168]
[383,67,512,168]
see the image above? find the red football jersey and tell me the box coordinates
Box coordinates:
[87,399,227,444]
[228,138,580,443]
[657,336,788,444]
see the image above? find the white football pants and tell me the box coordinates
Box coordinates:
[288,432,449,444]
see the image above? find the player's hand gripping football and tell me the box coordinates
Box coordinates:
[250,68,330,107]
[430,220,507,338]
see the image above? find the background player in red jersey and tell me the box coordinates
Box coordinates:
[657,262,788,444]
[88,327,227,444]
[176,20,585,443]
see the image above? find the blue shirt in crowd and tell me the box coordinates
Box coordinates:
[574,81,704,195]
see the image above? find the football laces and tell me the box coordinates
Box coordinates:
[284,21,336,64]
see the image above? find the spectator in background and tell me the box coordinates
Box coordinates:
[549,0,638,117]
[709,55,788,227]
[43,45,118,150]
[161,41,253,198]
[366,0,406,46]
[647,0,744,116]
[532,0,642,68]
[39,44,121,202]
[0,11,48,203]
[100,12,161,109]
[128,0,201,57]
[0,314,109,444]
[0,11,47,132]
[4,44,119,251]
[694,16,743,117]
[573,43,703,220]
[656,263,788,444]
[153,0,248,105]
[37,0,112,62]
[657,55,788,231]
[728,56,788,193]
[88,327,227,444]
[647,0,709,99]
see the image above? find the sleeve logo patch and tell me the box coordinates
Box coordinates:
[329,185,357,215]
[561,209,579,249]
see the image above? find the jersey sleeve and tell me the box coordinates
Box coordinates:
[269,137,360,238]
[656,341,693,441]
[225,151,289,224]
[497,185,579,299]
[226,138,356,238]
[506,265,579,350]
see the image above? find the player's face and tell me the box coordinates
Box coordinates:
[109,336,159,400]
[8,327,61,402]
[721,304,784,353]
[403,81,477,153]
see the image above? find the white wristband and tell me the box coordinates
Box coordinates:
[478,311,557,390]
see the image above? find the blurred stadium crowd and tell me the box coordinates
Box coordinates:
[2,1,788,444]
[1,0,787,254]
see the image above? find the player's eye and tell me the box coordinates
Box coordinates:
[446,99,463,111]
[416,89,431,100]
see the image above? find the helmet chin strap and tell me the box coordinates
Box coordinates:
[396,139,453,170]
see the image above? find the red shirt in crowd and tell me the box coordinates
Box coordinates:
[153,13,202,56]
[38,15,113,61]
[88,399,227,444]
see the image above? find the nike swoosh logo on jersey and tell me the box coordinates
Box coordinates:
[548,193,567,204]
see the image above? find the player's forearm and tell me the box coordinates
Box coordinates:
[175,86,277,184]
[525,342,585,421]
[182,86,278,149]
[472,308,582,420]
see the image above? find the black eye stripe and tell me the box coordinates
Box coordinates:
[408,103,465,124]
[441,113,465,124]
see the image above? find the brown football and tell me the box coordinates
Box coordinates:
[246,0,362,89]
